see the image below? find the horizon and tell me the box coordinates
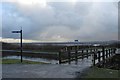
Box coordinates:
[1,38,119,43]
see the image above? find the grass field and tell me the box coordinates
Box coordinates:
[1,59,48,64]
[82,67,119,80]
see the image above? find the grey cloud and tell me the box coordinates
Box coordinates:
[74,2,93,16]
[2,2,118,41]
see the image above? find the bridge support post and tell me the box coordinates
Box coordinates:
[75,46,78,65]
[113,48,116,55]
[110,48,112,57]
[102,47,105,67]
[108,49,110,57]
[68,47,71,64]
[59,50,62,64]
[98,51,101,63]
[93,52,96,66]
[90,49,93,57]
[82,50,84,60]
[86,50,89,59]
[106,50,108,59]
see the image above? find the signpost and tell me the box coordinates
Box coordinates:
[12,29,23,62]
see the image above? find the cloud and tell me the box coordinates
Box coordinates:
[1,38,39,43]
[1,1,118,42]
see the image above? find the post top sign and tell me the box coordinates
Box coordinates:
[12,31,21,33]
[75,40,78,42]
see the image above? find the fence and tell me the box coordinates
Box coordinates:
[58,45,117,66]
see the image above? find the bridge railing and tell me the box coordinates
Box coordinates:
[58,45,117,66]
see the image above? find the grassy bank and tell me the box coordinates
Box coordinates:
[79,67,119,80]
[1,59,48,64]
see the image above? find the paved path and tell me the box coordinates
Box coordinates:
[2,57,92,78]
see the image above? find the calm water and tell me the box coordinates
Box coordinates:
[3,55,93,65]
[3,56,59,64]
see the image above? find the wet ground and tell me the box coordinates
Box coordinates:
[2,56,93,78]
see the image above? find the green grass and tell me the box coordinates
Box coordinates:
[83,67,119,79]
[1,59,48,64]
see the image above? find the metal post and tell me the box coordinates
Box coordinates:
[12,29,23,63]
[20,30,23,62]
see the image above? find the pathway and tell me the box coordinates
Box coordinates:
[2,56,93,78]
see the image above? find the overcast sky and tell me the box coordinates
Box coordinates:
[1,0,119,42]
